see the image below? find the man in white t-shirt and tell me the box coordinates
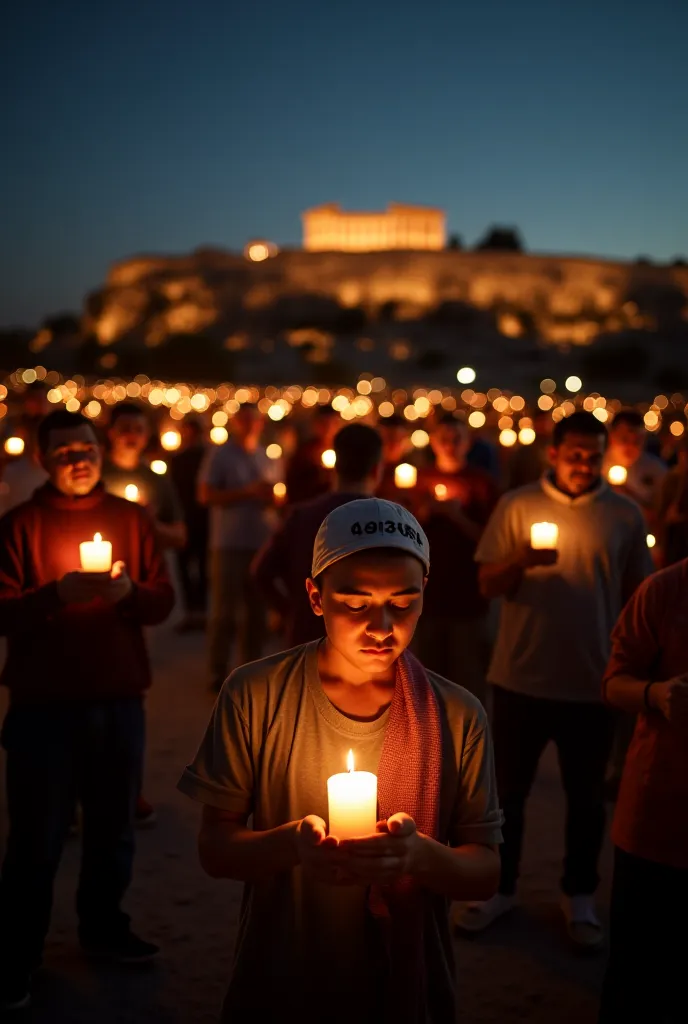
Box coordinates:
[454,411,652,947]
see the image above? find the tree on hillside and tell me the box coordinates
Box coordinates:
[474,226,525,252]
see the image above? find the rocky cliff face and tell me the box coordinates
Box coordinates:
[76,248,688,394]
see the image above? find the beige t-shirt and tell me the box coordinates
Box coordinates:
[475,476,653,702]
[178,641,502,1024]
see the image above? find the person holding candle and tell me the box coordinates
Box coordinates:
[102,402,187,552]
[284,404,340,505]
[178,497,502,1023]
[454,411,652,946]
[414,415,499,701]
[0,410,174,1012]
[603,408,666,514]
[597,560,688,1023]
[251,423,384,647]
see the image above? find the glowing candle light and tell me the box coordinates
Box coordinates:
[273,481,287,502]
[321,449,336,469]
[124,484,139,503]
[160,430,182,452]
[4,436,24,456]
[394,463,417,489]
[608,465,628,486]
[434,483,448,501]
[530,522,559,550]
[327,749,377,840]
[150,459,167,475]
[647,534,656,549]
[79,533,112,573]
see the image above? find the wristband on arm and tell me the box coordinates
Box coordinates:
[643,680,658,712]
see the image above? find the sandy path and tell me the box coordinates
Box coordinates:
[0,622,610,1022]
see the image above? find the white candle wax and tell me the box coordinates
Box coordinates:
[79,532,112,572]
[327,750,378,840]
[608,465,628,486]
[530,522,559,550]
[394,463,417,489]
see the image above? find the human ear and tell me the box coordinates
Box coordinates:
[305,578,324,618]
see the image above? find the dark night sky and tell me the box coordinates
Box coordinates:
[2,0,687,326]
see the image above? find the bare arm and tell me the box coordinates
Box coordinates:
[479,545,558,600]
[414,838,500,901]
[198,806,300,881]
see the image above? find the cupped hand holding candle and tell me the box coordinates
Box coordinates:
[79,533,112,572]
[327,749,378,840]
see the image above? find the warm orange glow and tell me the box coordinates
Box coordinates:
[321,449,337,469]
[411,429,430,448]
[4,436,25,456]
[394,463,417,488]
[670,421,685,437]
[608,465,628,486]
[80,533,112,572]
[303,203,446,253]
[531,522,559,550]
[273,482,287,501]
[378,402,395,418]
[647,533,656,549]
[160,430,182,451]
[434,483,448,501]
[266,443,282,460]
[151,460,167,475]
[499,428,518,448]
[518,427,536,445]
[124,484,139,503]
[210,426,229,445]
[347,749,354,772]
[247,242,270,262]
[468,411,486,428]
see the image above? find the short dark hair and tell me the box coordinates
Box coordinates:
[552,411,608,448]
[380,414,405,429]
[109,402,149,427]
[436,412,466,429]
[610,408,644,432]
[37,411,94,455]
[333,424,383,481]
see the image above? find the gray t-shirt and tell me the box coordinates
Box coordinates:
[199,440,279,551]
[475,476,653,702]
[178,641,502,1024]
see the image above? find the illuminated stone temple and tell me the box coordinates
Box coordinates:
[302,202,446,253]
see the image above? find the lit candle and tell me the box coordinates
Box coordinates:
[4,436,25,456]
[321,449,336,469]
[273,481,287,503]
[394,463,417,489]
[124,484,139,503]
[608,465,628,486]
[150,459,167,475]
[434,483,448,501]
[160,430,182,452]
[530,522,559,550]
[327,749,377,840]
[647,533,656,549]
[79,532,112,573]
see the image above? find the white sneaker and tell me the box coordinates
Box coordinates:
[561,894,604,950]
[452,893,516,933]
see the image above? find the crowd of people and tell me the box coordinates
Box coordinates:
[0,383,685,1022]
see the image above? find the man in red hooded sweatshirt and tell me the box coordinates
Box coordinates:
[0,410,175,1011]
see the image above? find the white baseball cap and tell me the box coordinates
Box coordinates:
[311,497,430,579]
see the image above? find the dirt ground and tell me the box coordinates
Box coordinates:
[0,619,611,1023]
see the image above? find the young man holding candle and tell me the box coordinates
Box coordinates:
[454,411,652,946]
[603,408,666,514]
[0,410,175,1011]
[178,497,503,1023]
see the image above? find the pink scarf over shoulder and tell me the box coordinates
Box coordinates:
[371,649,443,1023]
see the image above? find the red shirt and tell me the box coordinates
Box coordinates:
[417,465,500,619]
[285,440,331,506]
[604,560,688,869]
[0,482,175,704]
[251,491,367,646]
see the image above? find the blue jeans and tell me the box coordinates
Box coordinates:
[0,698,144,970]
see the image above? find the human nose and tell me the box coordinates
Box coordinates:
[365,606,393,641]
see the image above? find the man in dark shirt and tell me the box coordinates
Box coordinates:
[285,406,340,505]
[169,418,209,631]
[415,415,499,702]
[252,424,383,647]
[0,411,175,1012]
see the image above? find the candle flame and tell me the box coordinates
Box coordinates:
[347,749,354,772]
[93,533,102,543]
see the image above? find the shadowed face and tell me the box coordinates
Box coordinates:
[431,422,469,462]
[306,549,426,678]
[609,422,646,467]
[41,424,102,496]
[108,413,150,460]
[549,432,606,496]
